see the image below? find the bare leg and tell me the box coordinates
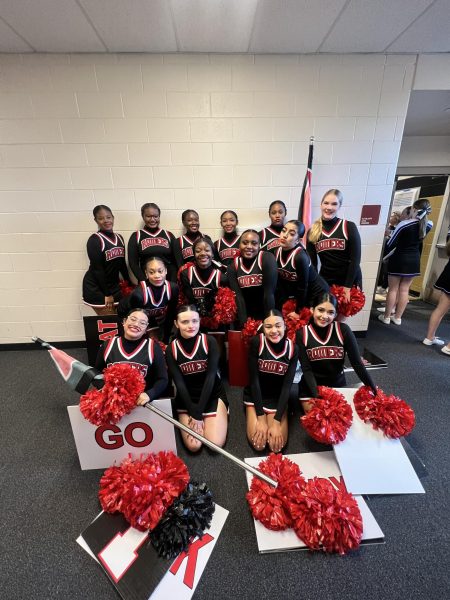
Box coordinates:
[203,399,228,448]
[426,292,450,340]
[384,275,400,317]
[178,413,202,452]
[266,412,288,453]
[245,406,268,451]
[394,276,414,319]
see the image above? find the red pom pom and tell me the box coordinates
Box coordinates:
[354,386,415,438]
[241,318,262,347]
[99,452,190,532]
[119,280,136,298]
[246,454,306,531]
[330,285,366,317]
[80,363,145,425]
[212,287,237,326]
[301,386,352,444]
[289,477,363,554]
[282,300,312,341]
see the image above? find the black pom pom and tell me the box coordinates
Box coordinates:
[149,482,215,559]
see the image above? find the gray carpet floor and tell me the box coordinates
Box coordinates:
[1,299,449,600]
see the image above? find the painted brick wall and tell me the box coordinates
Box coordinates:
[0,52,416,343]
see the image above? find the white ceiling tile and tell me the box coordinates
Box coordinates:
[0,0,105,52]
[78,0,177,52]
[249,0,348,53]
[386,0,450,52]
[170,0,258,52]
[0,19,33,52]
[321,0,434,52]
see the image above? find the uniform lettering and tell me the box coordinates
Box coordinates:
[169,534,214,589]
[182,247,194,260]
[110,360,148,377]
[180,360,207,374]
[306,346,345,360]
[219,248,239,260]
[237,274,263,288]
[105,247,125,261]
[278,268,297,282]
[193,288,210,299]
[266,238,281,250]
[95,422,154,450]
[141,238,169,250]
[258,359,288,375]
[316,238,345,252]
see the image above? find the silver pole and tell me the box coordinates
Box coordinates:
[145,402,277,488]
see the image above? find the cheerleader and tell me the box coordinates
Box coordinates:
[82,205,130,315]
[95,308,168,406]
[127,202,176,282]
[276,219,329,314]
[296,293,376,412]
[165,305,228,452]
[259,200,287,253]
[179,238,228,320]
[128,256,179,343]
[214,210,241,266]
[227,230,278,327]
[244,310,298,453]
[379,198,432,326]
[424,229,450,352]
[307,189,362,303]
[173,209,217,269]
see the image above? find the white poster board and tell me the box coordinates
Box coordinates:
[392,187,421,212]
[332,388,425,495]
[245,451,384,553]
[68,399,177,470]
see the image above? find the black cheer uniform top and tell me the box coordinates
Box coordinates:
[259,224,283,253]
[275,245,329,310]
[82,230,129,306]
[214,233,241,266]
[227,251,278,326]
[173,232,218,269]
[95,335,168,400]
[307,218,362,288]
[128,228,176,282]
[296,322,375,398]
[385,218,432,277]
[129,280,178,343]
[246,333,298,421]
[165,334,227,420]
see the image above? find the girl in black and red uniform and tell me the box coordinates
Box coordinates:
[165,305,228,452]
[259,200,287,253]
[296,293,376,412]
[128,256,179,343]
[82,205,131,315]
[215,210,241,266]
[95,308,168,406]
[275,219,329,313]
[173,209,217,269]
[307,189,362,304]
[244,310,298,453]
[227,230,278,327]
[127,202,176,282]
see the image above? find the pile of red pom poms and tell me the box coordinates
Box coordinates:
[201,287,237,330]
[330,285,365,317]
[80,363,145,425]
[301,386,353,444]
[246,454,363,554]
[353,386,415,438]
[241,318,262,347]
[99,452,190,531]
[282,299,312,341]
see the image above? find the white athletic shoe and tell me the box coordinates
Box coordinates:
[376,286,386,295]
[391,317,401,325]
[378,314,390,324]
[422,337,445,346]
[377,307,394,314]
[441,346,450,356]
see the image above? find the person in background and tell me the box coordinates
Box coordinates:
[376,211,401,296]
[259,200,287,253]
[215,210,241,266]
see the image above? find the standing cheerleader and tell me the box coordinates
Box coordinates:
[215,210,241,266]
[95,309,168,406]
[128,257,179,343]
[244,310,298,453]
[227,230,278,327]
[179,238,228,320]
[276,219,329,313]
[307,189,362,303]
[127,202,176,282]
[82,205,130,315]
[379,198,432,325]
[173,209,217,269]
[259,200,287,253]
[165,305,228,452]
[296,293,376,411]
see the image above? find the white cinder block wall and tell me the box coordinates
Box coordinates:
[0,52,416,343]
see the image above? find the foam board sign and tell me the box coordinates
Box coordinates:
[78,504,228,600]
[68,399,177,470]
[332,389,425,495]
[245,451,384,553]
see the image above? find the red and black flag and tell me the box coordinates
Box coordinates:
[298,137,314,242]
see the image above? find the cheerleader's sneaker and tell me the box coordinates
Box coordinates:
[378,314,391,324]
[391,317,401,325]
[441,346,450,355]
[422,337,445,346]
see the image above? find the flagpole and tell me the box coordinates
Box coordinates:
[144,402,278,488]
